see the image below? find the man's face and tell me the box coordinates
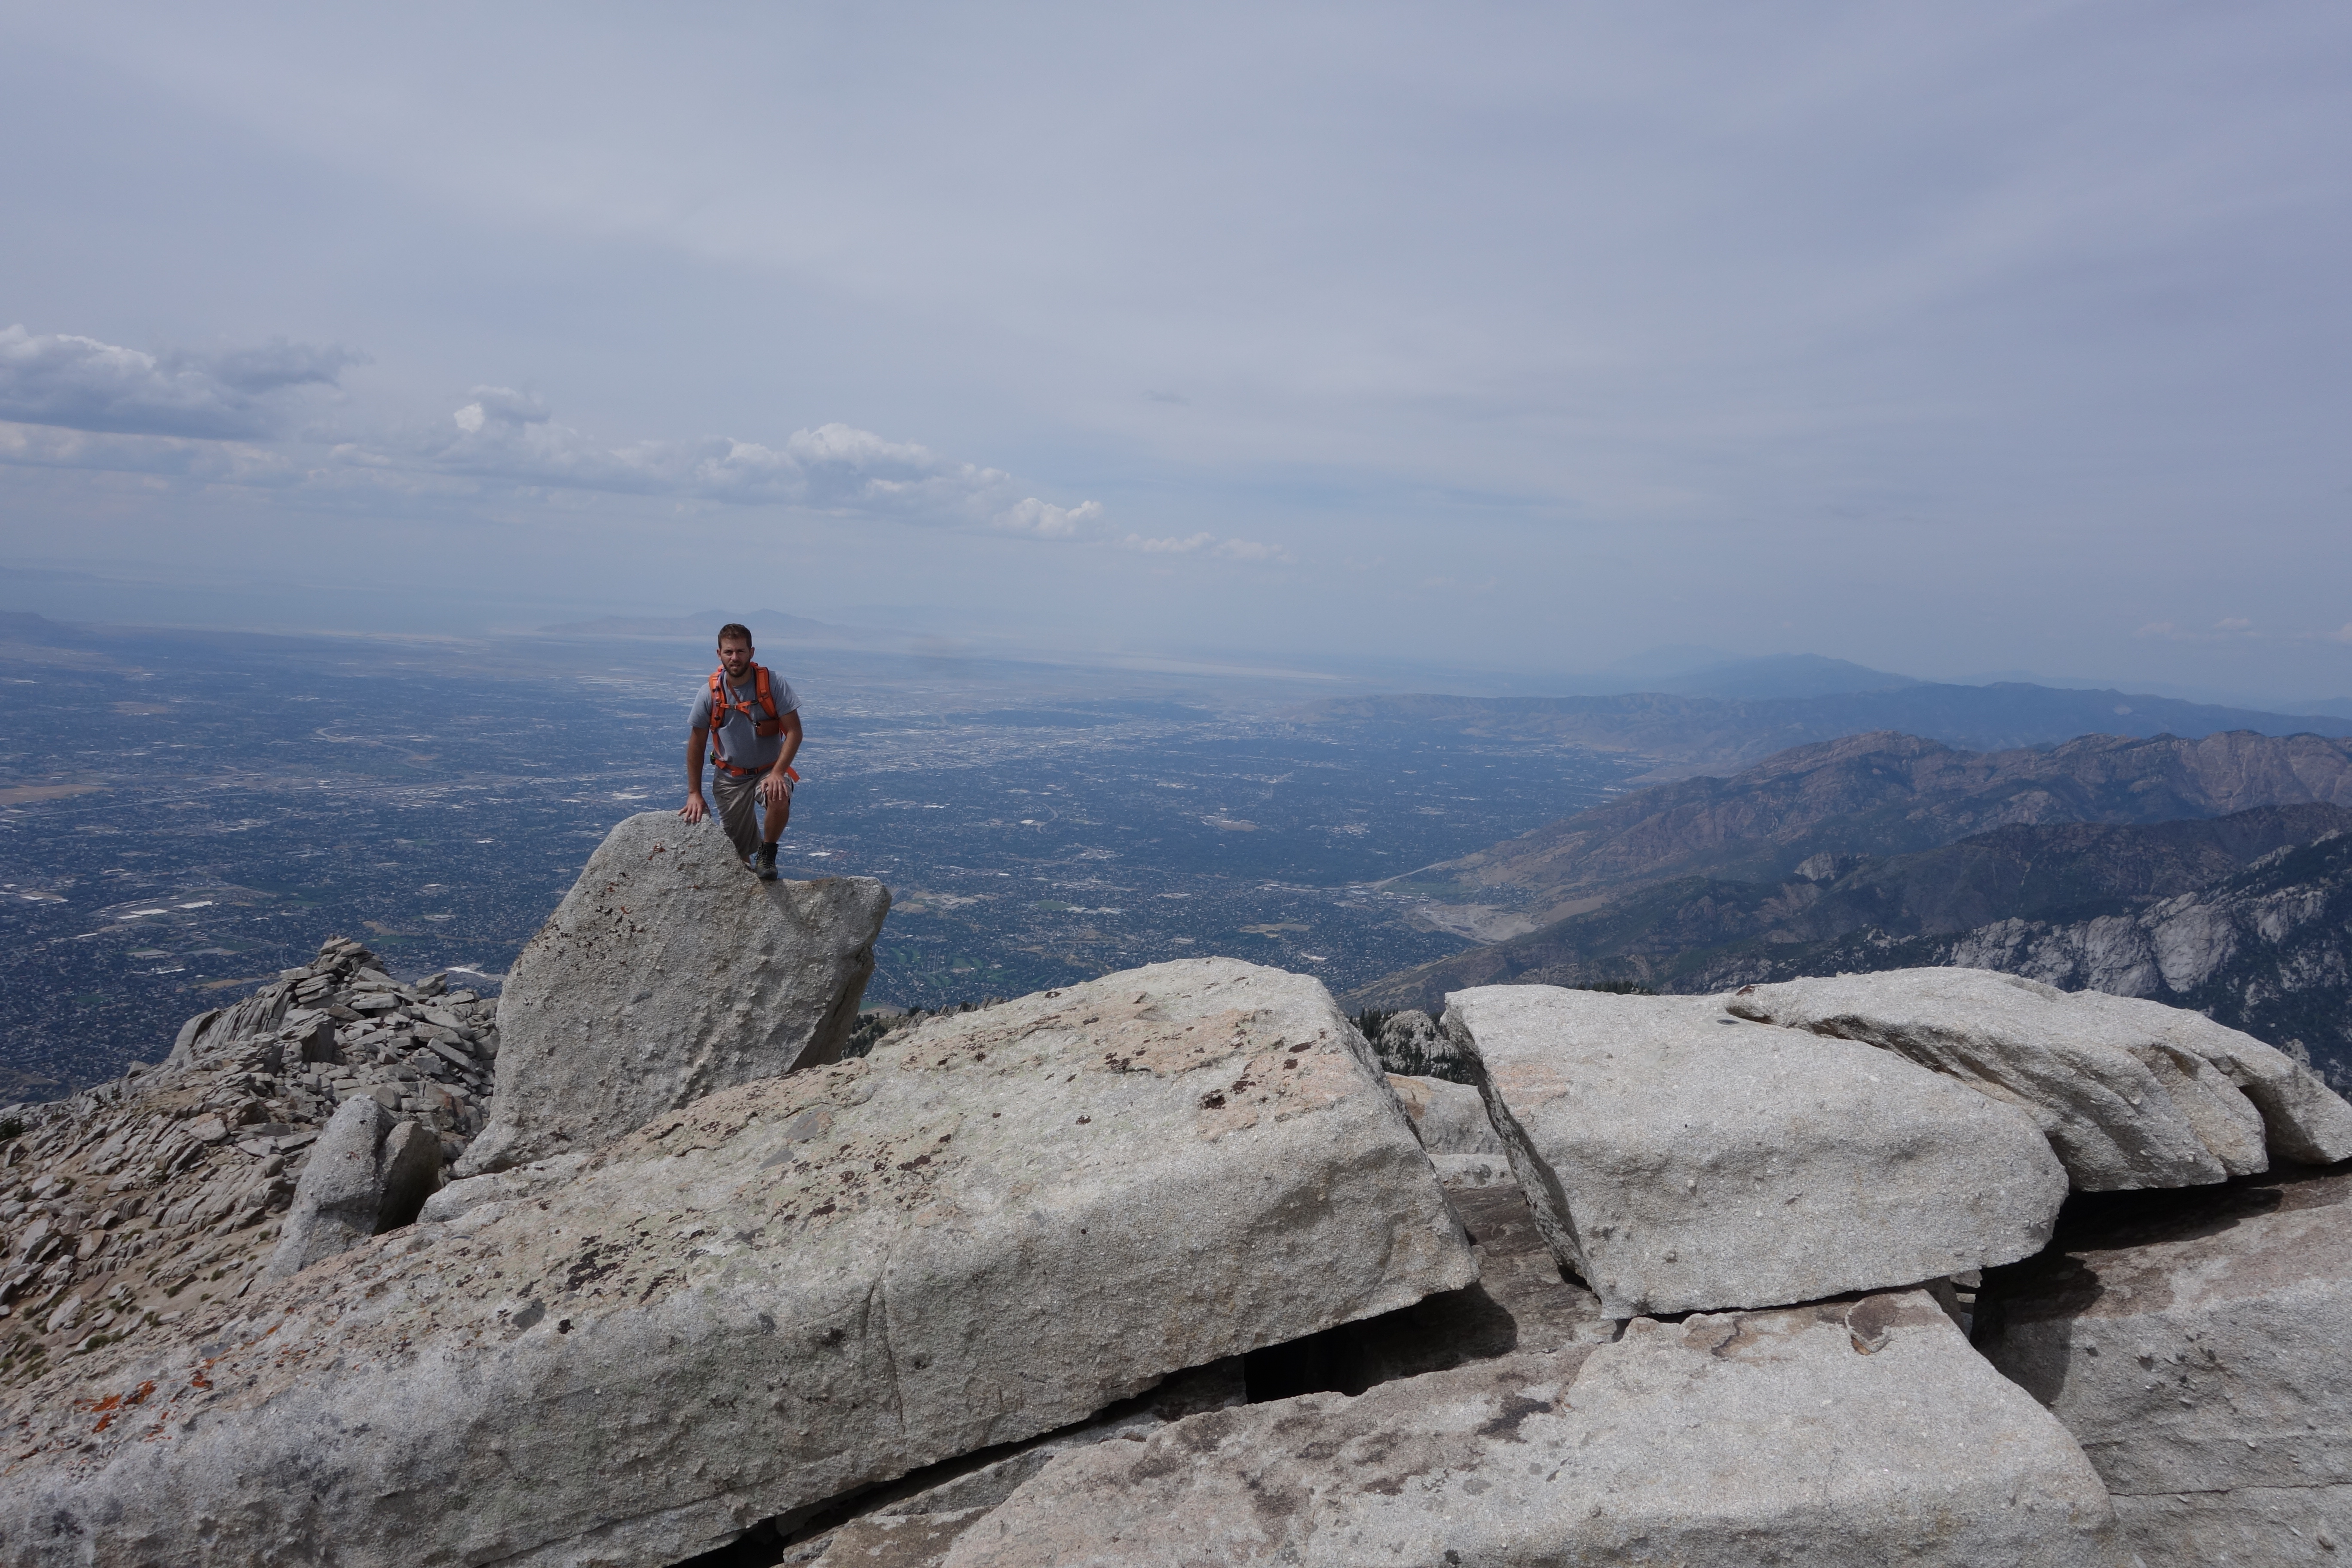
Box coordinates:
[717,638,753,677]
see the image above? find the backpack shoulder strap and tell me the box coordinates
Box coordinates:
[751,664,782,735]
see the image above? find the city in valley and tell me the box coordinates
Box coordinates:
[0,616,1632,1097]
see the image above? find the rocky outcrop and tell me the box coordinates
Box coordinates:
[1980,1170,2352,1565]
[29,910,2352,1567]
[771,1172,1606,1563]
[0,937,490,1390]
[1726,968,2352,1188]
[0,959,1473,1568]
[260,1097,441,1280]
[796,1360,1250,1565]
[456,812,890,1176]
[1444,985,2067,1317]
[1365,1008,1470,1081]
[941,1290,2125,1567]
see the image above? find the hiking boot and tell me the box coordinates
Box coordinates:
[754,843,781,881]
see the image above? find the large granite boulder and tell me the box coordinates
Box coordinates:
[0,959,1474,1568]
[260,1096,442,1280]
[790,1181,1600,1565]
[456,811,891,1175]
[1445,986,2067,1316]
[941,1290,2126,1567]
[1980,1169,2352,1566]
[1726,968,2352,1189]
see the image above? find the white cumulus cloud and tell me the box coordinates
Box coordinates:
[995,497,1104,537]
[0,325,362,439]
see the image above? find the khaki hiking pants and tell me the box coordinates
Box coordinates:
[711,768,792,861]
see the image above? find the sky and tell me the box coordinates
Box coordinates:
[3,2,2349,702]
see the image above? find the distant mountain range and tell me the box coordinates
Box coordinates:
[1541,652,1921,701]
[1348,730,2352,1081]
[1394,729,2352,925]
[1296,680,2352,781]
[1352,803,2352,1086]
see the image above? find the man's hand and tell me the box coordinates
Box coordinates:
[760,771,792,810]
[680,792,707,823]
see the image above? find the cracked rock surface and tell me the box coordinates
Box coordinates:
[1444,985,2067,1317]
[1980,1168,2352,1567]
[942,1290,2125,1568]
[0,957,1471,1568]
[456,812,890,1176]
[1727,967,2352,1189]
[0,935,493,1390]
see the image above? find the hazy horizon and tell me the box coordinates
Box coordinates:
[6,4,2349,705]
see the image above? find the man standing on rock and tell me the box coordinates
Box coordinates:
[681,622,803,880]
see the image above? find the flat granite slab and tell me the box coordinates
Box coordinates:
[1446,985,2067,1316]
[942,1290,2126,1568]
[1726,968,2352,1189]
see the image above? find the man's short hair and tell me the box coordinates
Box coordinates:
[717,622,753,647]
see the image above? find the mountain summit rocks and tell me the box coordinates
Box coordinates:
[1726,968,2352,1188]
[0,936,496,1387]
[11,808,2352,1567]
[456,812,889,1176]
[1442,986,2067,1316]
[946,1292,2125,1568]
[0,959,1473,1568]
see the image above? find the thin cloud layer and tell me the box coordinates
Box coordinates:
[376,389,1115,536]
[1120,531,1292,563]
[1,328,1280,560]
[0,325,360,440]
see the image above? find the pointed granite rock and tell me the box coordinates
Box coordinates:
[261,1096,442,1281]
[456,811,891,1176]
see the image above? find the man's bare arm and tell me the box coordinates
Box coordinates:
[760,711,804,811]
[681,726,710,821]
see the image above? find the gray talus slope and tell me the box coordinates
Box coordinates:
[0,959,1471,1568]
[0,937,497,1390]
[1442,986,2066,1316]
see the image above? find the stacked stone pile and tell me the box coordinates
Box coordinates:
[0,936,495,1390]
[166,932,503,1160]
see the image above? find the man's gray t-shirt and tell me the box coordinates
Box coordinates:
[689,668,801,772]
